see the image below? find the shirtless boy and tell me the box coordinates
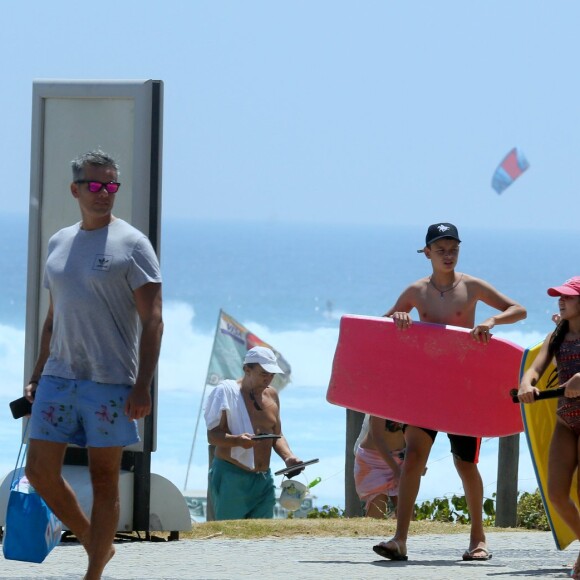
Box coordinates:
[373,223,526,562]
[204,346,302,520]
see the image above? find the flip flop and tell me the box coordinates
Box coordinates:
[373,539,408,561]
[462,547,492,561]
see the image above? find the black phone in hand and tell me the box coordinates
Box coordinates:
[9,396,32,419]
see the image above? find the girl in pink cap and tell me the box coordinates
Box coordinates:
[518,276,580,579]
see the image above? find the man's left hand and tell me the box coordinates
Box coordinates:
[283,456,304,478]
[125,385,152,420]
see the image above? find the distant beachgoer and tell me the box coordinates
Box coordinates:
[518,277,580,579]
[204,346,302,520]
[373,223,526,562]
[354,415,405,518]
[24,150,163,580]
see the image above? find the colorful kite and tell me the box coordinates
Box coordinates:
[491,147,530,194]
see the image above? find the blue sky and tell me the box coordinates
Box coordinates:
[2,1,579,229]
[0,2,573,507]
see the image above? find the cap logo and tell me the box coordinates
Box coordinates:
[437,224,450,233]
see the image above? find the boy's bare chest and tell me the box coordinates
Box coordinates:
[415,286,476,327]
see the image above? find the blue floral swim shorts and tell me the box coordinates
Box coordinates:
[29,375,140,448]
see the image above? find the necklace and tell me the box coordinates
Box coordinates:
[249,390,262,411]
[429,274,463,299]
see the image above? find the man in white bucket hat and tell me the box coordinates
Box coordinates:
[204,346,302,519]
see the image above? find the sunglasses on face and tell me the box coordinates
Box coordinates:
[75,180,121,194]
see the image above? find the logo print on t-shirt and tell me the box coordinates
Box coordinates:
[93,254,112,271]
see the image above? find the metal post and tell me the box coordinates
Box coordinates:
[131,81,163,534]
[132,386,155,532]
[495,434,520,527]
[345,409,364,517]
[132,449,152,532]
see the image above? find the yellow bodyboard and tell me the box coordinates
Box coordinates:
[520,342,579,550]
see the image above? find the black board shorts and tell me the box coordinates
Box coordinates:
[404,425,481,464]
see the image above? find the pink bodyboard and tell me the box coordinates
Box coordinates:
[326,315,524,437]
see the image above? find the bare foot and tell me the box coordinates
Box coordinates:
[84,544,115,580]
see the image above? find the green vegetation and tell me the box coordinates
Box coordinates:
[516,490,550,531]
[413,490,548,530]
[169,489,548,540]
[414,494,496,525]
[306,489,547,530]
[306,505,346,518]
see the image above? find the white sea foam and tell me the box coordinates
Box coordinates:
[0,324,25,398]
[157,303,340,396]
[491,328,546,350]
[155,302,544,506]
[0,302,550,508]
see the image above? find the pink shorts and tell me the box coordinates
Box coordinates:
[354,446,404,508]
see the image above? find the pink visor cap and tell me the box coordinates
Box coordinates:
[547,276,580,297]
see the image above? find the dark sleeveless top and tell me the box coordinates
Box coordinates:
[556,338,580,423]
[556,338,580,384]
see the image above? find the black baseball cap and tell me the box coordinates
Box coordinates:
[417,223,461,253]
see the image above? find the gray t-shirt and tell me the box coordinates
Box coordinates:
[42,218,161,385]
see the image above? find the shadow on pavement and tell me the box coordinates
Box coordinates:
[487,569,571,578]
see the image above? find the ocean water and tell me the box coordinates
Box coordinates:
[0,213,578,509]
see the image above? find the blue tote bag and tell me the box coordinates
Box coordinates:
[2,427,62,563]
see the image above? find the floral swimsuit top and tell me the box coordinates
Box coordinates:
[556,338,580,435]
[556,338,580,385]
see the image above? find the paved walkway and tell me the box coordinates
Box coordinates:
[0,531,577,579]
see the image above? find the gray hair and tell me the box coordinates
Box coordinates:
[71,149,120,181]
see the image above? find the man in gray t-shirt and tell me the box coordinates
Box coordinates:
[23,150,163,580]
